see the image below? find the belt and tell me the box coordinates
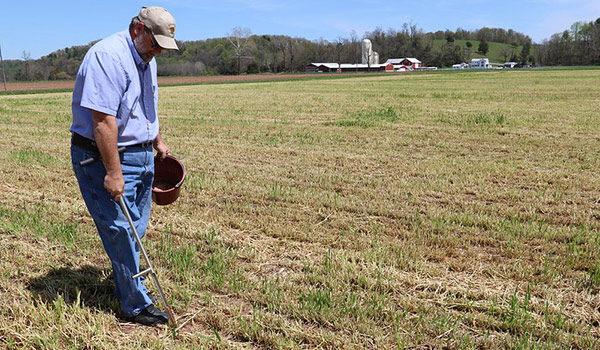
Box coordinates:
[71,133,153,152]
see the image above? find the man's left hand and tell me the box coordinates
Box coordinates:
[153,138,171,160]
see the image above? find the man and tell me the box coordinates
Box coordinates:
[70,6,178,326]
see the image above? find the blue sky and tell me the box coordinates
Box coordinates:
[1,0,599,60]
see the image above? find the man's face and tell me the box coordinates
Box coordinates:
[133,23,163,62]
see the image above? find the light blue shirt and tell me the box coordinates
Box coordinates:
[71,30,159,146]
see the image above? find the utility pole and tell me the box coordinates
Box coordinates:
[0,45,7,91]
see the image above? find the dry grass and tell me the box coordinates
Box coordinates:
[1,69,600,349]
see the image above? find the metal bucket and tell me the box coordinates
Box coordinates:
[152,155,185,206]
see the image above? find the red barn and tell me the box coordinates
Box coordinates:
[384,58,422,70]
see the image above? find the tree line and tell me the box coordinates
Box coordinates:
[2,19,600,82]
[535,19,600,66]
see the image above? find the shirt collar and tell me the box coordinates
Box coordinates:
[127,32,148,70]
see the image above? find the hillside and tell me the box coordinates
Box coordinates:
[4,17,599,82]
[432,39,526,64]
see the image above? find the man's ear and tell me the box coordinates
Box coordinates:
[133,22,145,36]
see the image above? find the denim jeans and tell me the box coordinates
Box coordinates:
[71,143,154,317]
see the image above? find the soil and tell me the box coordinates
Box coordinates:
[153,180,174,191]
[2,73,350,92]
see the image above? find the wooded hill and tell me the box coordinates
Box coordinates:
[2,19,600,82]
[431,40,527,65]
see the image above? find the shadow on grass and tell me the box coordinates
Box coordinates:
[27,265,120,315]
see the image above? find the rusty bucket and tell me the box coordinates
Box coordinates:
[152,155,185,206]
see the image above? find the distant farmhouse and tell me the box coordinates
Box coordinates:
[470,58,492,69]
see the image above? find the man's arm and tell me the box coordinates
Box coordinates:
[92,110,124,199]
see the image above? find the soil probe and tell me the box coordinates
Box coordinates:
[118,196,178,328]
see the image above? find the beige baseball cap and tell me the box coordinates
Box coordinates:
[137,6,179,50]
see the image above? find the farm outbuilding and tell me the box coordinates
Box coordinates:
[394,65,411,72]
[305,63,338,73]
[305,63,394,73]
[452,63,469,69]
[385,58,422,70]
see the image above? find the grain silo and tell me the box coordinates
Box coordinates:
[361,39,379,65]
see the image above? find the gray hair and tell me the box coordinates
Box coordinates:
[129,16,141,31]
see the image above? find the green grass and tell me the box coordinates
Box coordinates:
[0,88,73,96]
[11,149,59,165]
[2,68,600,348]
[326,106,399,127]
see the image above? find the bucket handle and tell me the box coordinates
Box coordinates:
[158,153,186,188]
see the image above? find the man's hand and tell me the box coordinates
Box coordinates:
[104,172,125,199]
[153,130,171,160]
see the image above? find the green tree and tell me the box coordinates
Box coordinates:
[520,42,531,64]
[434,42,464,67]
[478,39,489,55]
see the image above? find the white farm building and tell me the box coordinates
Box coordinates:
[470,58,492,69]
[304,62,394,73]
[452,62,469,69]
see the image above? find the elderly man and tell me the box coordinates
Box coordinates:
[70,7,178,326]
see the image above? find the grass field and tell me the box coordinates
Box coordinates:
[1,68,600,349]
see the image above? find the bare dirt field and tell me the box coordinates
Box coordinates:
[3,73,350,91]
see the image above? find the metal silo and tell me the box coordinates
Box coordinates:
[361,39,372,64]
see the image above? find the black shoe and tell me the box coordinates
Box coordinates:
[125,305,169,326]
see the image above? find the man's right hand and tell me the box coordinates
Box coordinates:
[104,172,125,199]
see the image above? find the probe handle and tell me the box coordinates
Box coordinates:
[79,146,126,166]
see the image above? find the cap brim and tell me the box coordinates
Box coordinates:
[155,35,179,50]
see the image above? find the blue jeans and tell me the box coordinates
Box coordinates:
[71,144,154,317]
